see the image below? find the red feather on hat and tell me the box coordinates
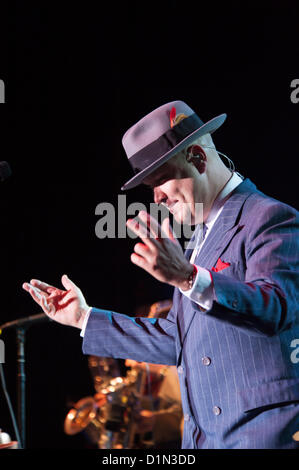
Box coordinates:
[170,106,176,128]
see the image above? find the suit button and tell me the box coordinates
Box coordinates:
[177,365,184,374]
[202,356,211,366]
[184,413,190,422]
[213,406,221,416]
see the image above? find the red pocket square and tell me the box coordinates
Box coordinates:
[212,258,231,272]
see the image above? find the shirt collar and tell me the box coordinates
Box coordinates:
[205,172,243,229]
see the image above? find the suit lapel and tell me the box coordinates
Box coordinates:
[184,223,201,261]
[193,178,256,270]
[177,179,257,354]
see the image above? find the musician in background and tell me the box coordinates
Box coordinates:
[125,300,183,449]
[125,359,182,449]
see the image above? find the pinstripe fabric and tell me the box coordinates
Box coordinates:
[83,178,299,448]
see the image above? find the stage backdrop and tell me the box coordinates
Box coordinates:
[0,2,298,448]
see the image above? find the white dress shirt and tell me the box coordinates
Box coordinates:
[179,172,243,309]
[81,172,243,336]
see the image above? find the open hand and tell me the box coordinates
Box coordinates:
[22,275,89,329]
[126,211,193,290]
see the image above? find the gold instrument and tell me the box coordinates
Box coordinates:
[64,365,141,448]
[63,300,173,449]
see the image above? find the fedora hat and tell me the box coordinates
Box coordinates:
[121,100,226,190]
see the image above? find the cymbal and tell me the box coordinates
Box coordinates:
[64,397,98,435]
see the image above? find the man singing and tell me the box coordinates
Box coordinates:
[23,100,299,449]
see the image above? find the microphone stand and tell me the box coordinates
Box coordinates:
[16,327,26,449]
[0,313,50,448]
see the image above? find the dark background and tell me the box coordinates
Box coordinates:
[0,0,298,449]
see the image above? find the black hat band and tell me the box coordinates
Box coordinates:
[129,113,204,174]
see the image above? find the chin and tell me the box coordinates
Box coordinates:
[173,208,194,225]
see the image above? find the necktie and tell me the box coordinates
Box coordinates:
[202,223,208,241]
[185,223,208,262]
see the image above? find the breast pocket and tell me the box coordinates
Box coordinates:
[212,260,244,281]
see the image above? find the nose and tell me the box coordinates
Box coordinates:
[153,187,167,205]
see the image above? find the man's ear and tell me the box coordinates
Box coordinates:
[186,145,207,174]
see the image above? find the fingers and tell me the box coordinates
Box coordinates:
[162,217,176,242]
[130,252,147,269]
[22,282,32,293]
[127,211,164,247]
[22,283,56,315]
[41,295,56,315]
[61,274,79,292]
[133,242,151,258]
[137,211,161,239]
[136,211,174,242]
[128,212,175,275]
[28,275,78,294]
[30,279,59,294]
[23,275,77,314]
[127,217,154,247]
[22,282,44,300]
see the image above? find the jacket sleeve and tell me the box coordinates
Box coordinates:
[204,202,299,336]
[82,306,177,365]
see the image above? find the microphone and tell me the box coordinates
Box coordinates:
[0,161,12,182]
[0,313,50,333]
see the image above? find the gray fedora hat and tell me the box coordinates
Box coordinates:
[121,100,226,190]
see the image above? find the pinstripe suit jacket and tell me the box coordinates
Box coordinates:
[83,178,299,448]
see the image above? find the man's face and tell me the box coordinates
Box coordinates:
[143,153,204,225]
